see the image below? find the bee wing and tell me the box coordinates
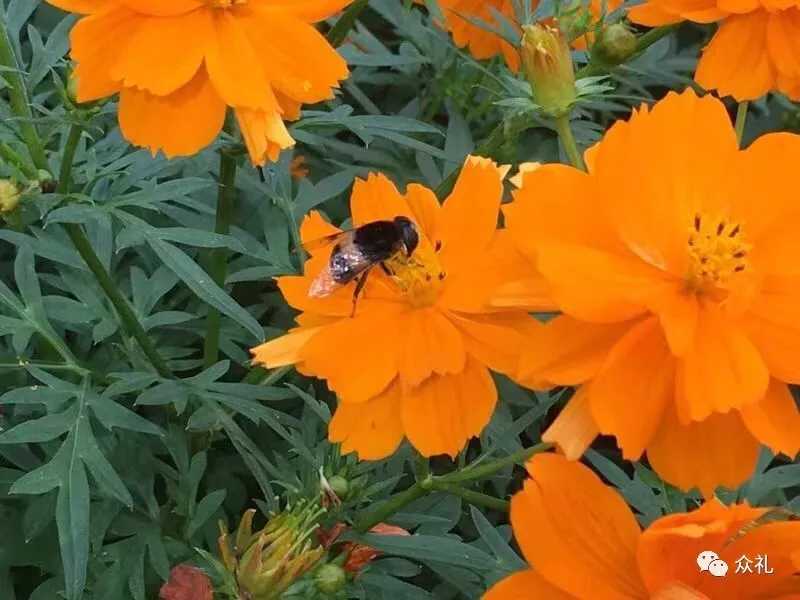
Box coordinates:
[308,243,375,298]
[296,228,356,255]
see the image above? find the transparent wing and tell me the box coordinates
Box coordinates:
[297,228,356,254]
[307,244,375,299]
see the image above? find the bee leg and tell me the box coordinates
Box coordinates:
[350,270,370,317]
[379,262,393,276]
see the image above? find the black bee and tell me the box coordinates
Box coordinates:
[305,216,420,316]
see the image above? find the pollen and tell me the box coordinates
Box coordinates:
[685,213,751,293]
[384,240,445,308]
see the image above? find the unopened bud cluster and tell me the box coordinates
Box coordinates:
[521,24,577,118]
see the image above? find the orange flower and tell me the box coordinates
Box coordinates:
[484,453,800,600]
[629,0,800,101]
[428,0,622,71]
[250,156,552,460]
[291,155,310,180]
[503,89,800,495]
[47,0,351,164]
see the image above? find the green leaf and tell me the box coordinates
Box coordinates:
[357,533,498,571]
[0,407,77,444]
[145,236,264,341]
[56,442,91,600]
[188,489,227,538]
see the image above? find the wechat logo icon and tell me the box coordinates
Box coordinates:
[697,551,728,577]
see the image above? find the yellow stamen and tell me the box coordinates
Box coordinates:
[384,239,445,308]
[685,213,751,294]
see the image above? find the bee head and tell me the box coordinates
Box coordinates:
[394,216,419,257]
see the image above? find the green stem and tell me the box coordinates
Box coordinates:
[735,101,749,145]
[0,139,39,180]
[355,481,428,533]
[554,114,585,170]
[326,0,369,47]
[576,24,680,79]
[65,225,172,378]
[427,481,509,511]
[203,150,238,368]
[441,443,552,485]
[57,125,82,193]
[0,20,49,172]
[56,125,172,378]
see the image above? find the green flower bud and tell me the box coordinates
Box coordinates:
[0,180,20,213]
[328,475,349,499]
[521,24,577,118]
[592,23,638,67]
[315,563,346,595]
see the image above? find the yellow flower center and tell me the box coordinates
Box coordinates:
[384,239,446,308]
[205,0,246,7]
[685,213,751,293]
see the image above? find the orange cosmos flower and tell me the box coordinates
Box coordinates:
[629,0,800,101]
[47,0,351,165]
[429,0,623,72]
[250,156,551,459]
[503,89,800,495]
[484,453,800,600]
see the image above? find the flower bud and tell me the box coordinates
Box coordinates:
[315,563,347,595]
[328,475,349,499]
[218,500,326,600]
[0,180,20,213]
[521,24,577,118]
[592,23,637,66]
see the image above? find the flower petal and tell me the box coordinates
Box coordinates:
[118,68,226,159]
[636,499,767,597]
[329,382,404,460]
[519,316,632,385]
[589,317,674,460]
[740,378,800,458]
[512,454,647,600]
[235,107,294,166]
[647,408,761,496]
[70,7,144,102]
[397,308,466,387]
[438,156,505,277]
[695,11,775,101]
[483,569,578,600]
[542,386,599,460]
[536,243,672,324]
[300,309,403,403]
[204,9,278,110]
[242,6,348,104]
[676,304,769,423]
[401,359,497,457]
[404,183,441,244]
[115,0,203,15]
[447,310,540,378]
[767,8,800,79]
[110,10,210,96]
[265,0,355,23]
[646,0,725,21]
[350,173,412,227]
[627,2,684,25]
[250,326,322,368]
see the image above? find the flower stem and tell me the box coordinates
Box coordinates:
[57,124,172,379]
[575,24,680,79]
[327,0,369,47]
[355,480,428,533]
[440,443,552,485]
[203,150,238,369]
[735,101,749,145]
[554,114,585,170]
[427,481,509,512]
[0,139,39,181]
[0,20,49,172]
[57,125,82,192]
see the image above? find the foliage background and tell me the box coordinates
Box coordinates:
[1,0,799,598]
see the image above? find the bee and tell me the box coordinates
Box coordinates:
[305,216,420,316]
